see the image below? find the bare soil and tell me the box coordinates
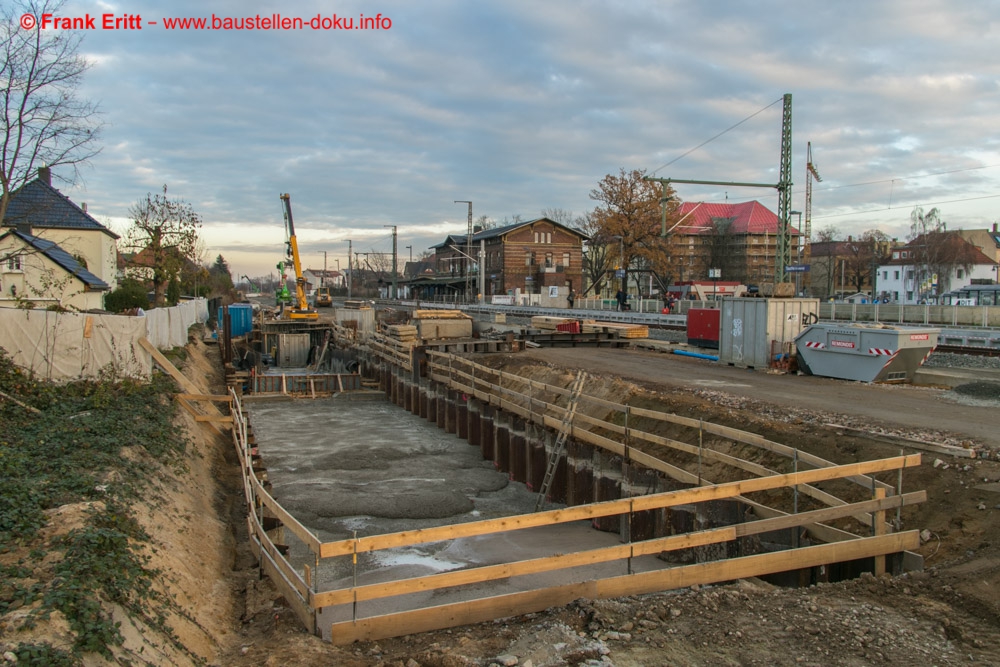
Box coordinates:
[9,339,999,666]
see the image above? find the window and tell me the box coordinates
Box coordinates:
[882,270,888,280]
[534,231,539,244]
[6,255,22,271]
[562,252,570,268]
[545,252,553,268]
[546,232,552,244]
[957,269,965,279]
[906,270,913,280]
[894,270,900,280]
[906,291,913,301]
[525,252,534,267]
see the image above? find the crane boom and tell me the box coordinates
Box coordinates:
[279,193,318,320]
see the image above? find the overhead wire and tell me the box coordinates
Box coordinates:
[650,96,784,175]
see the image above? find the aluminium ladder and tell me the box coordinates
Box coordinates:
[534,370,587,511]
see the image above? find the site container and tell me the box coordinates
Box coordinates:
[719,298,820,368]
[276,333,312,367]
[795,323,939,382]
[218,303,254,338]
[334,307,375,338]
[686,308,720,349]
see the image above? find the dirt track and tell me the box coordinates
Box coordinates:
[519,346,997,446]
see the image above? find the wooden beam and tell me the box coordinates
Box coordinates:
[176,393,233,402]
[318,455,919,558]
[328,532,918,644]
[314,527,737,609]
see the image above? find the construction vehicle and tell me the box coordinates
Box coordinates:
[278,194,318,320]
[314,286,333,307]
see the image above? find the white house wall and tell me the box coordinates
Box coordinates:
[0,235,106,311]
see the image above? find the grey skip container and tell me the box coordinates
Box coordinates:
[794,323,939,383]
[718,298,821,369]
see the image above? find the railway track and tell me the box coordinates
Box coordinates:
[935,343,1000,357]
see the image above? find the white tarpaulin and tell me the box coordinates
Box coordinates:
[0,299,208,382]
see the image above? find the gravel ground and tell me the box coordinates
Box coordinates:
[924,350,1000,370]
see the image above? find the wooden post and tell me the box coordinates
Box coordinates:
[874,487,887,576]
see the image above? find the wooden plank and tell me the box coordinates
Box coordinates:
[248,515,311,600]
[328,532,918,644]
[315,527,736,609]
[139,337,200,394]
[316,492,926,609]
[318,456,918,558]
[825,422,977,459]
[176,393,233,402]
[248,474,322,554]
[194,414,234,423]
[253,531,315,634]
[594,531,918,600]
[629,405,893,492]
[330,580,598,644]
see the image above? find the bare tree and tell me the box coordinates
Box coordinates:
[577,211,611,295]
[907,207,974,299]
[122,186,202,307]
[0,0,102,224]
[589,168,678,295]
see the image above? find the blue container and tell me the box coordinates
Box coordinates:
[218,303,254,337]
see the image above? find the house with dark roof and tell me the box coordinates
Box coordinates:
[415,218,588,299]
[876,233,997,304]
[2,167,119,297]
[671,201,801,285]
[0,227,111,310]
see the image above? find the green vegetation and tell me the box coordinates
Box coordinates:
[103,277,150,313]
[0,348,193,663]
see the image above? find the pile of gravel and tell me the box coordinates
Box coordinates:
[923,351,1000,370]
[952,381,1000,400]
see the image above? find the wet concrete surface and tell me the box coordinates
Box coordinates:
[247,395,668,636]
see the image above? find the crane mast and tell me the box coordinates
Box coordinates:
[279,193,318,320]
[803,141,822,293]
[805,141,822,246]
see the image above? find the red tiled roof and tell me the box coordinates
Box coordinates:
[675,201,798,235]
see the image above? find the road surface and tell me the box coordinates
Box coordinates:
[521,346,997,445]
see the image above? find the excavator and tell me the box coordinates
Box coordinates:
[278,193,318,320]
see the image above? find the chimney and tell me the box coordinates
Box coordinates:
[81,202,87,214]
[16,223,32,236]
[473,225,483,234]
[994,222,998,233]
[38,166,51,185]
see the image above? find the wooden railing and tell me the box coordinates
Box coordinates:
[229,357,925,644]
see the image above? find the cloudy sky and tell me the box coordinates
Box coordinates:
[46,0,1000,279]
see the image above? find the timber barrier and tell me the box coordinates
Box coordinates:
[229,344,927,644]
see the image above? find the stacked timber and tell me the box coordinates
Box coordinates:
[530,316,573,330]
[411,309,473,340]
[582,321,649,339]
[386,324,418,344]
[344,300,372,309]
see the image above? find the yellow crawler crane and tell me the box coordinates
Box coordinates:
[279,193,319,320]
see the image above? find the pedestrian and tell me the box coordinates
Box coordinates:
[567,288,575,309]
[615,289,626,311]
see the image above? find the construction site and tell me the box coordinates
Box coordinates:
[185,290,1000,665]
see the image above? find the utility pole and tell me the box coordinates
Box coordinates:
[775,92,793,284]
[347,240,353,299]
[385,225,398,299]
[321,251,327,287]
[406,245,412,262]
[455,200,473,300]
